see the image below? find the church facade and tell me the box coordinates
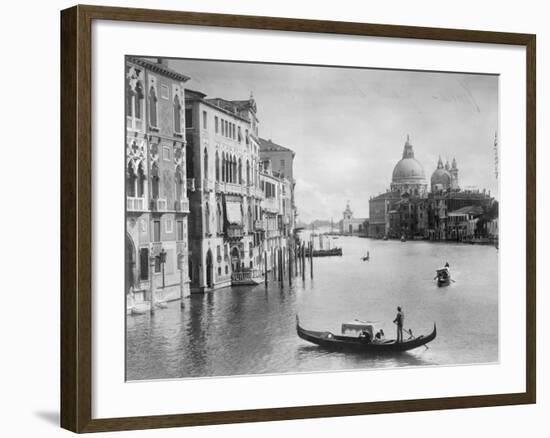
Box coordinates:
[339,202,368,235]
[368,136,497,241]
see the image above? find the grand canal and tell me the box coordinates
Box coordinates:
[126,236,498,381]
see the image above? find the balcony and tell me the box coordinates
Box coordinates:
[174,199,190,213]
[187,178,196,192]
[150,198,167,212]
[202,179,214,192]
[263,197,280,213]
[127,197,146,212]
[231,269,264,285]
[215,181,243,195]
[226,225,244,240]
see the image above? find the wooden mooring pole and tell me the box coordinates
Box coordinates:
[288,245,292,286]
[264,253,268,288]
[301,243,306,281]
[309,242,313,279]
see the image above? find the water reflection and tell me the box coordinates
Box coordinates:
[126,237,498,380]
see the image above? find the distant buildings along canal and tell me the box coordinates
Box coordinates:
[339,202,368,235]
[368,135,498,242]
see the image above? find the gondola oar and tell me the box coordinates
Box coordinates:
[393,322,429,349]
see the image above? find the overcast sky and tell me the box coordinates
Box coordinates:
[169,58,498,223]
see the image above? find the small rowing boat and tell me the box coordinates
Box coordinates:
[435,267,451,286]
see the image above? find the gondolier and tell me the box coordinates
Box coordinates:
[435,262,451,286]
[393,306,405,343]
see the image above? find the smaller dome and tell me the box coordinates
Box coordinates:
[431,168,451,187]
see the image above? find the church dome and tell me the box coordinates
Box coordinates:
[431,156,452,189]
[391,136,426,183]
[431,168,451,186]
[392,158,426,182]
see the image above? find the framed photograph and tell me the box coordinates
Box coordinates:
[60,4,536,433]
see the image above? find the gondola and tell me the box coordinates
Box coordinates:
[296,316,436,353]
[435,268,451,286]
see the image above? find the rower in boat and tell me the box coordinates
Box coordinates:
[435,262,451,286]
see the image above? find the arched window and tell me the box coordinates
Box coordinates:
[137,162,145,197]
[238,158,242,185]
[148,85,157,127]
[204,202,210,235]
[126,162,136,197]
[134,81,143,119]
[246,160,250,186]
[221,152,226,182]
[248,205,253,230]
[217,203,223,233]
[173,94,182,133]
[215,151,220,182]
[203,148,208,180]
[232,156,237,183]
[126,82,134,117]
[151,163,159,199]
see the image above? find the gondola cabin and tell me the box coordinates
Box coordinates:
[341,320,379,338]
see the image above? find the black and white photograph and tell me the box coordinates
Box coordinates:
[125,56,499,381]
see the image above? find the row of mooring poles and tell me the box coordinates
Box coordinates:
[263,238,314,290]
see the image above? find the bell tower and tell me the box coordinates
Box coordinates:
[450,158,459,190]
[343,201,353,220]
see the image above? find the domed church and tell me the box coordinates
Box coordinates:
[390,135,428,196]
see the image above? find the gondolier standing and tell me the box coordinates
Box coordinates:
[393,306,405,343]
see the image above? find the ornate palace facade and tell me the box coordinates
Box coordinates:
[125,57,191,309]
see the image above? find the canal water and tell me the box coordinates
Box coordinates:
[126,236,499,381]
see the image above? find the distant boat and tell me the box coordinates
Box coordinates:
[361,251,370,262]
[383,235,388,241]
[306,247,343,257]
[400,235,406,242]
[435,267,451,287]
[296,316,436,353]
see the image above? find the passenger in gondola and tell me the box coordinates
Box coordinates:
[374,329,385,343]
[359,329,372,343]
[393,306,405,343]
